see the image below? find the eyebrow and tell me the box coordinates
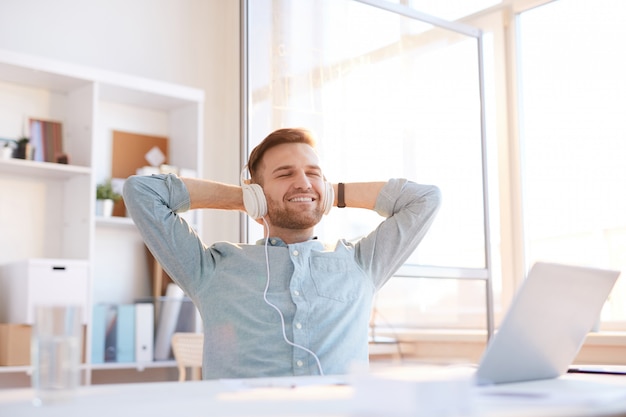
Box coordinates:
[271,164,322,175]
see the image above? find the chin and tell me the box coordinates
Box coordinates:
[269,211,322,229]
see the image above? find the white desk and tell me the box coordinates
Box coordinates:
[1,367,626,417]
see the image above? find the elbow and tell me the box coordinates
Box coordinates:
[429,185,442,210]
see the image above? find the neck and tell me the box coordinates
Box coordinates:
[264,223,315,244]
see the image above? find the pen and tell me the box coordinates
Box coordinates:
[568,368,626,376]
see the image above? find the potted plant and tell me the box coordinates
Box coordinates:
[96,180,122,217]
[14,137,31,159]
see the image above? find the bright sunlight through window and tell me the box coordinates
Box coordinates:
[519,0,626,326]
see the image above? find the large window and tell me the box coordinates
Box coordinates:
[518,0,626,327]
[242,0,626,338]
[243,0,493,331]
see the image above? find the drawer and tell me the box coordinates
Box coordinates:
[0,259,89,324]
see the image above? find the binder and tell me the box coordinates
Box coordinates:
[116,304,136,363]
[135,303,154,363]
[91,304,108,364]
[104,305,118,362]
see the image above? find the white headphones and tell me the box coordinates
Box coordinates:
[240,167,334,219]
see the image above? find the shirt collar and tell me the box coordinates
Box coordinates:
[255,236,319,247]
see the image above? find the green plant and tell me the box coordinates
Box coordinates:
[96,180,122,202]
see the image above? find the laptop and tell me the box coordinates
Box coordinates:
[475,262,620,385]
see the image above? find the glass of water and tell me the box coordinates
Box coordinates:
[31,305,82,406]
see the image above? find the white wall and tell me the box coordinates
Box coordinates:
[0,0,242,243]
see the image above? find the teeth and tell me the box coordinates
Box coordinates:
[290,197,313,202]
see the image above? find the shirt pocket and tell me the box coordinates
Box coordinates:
[309,255,366,302]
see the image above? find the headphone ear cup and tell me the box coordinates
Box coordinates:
[242,183,267,219]
[323,181,334,215]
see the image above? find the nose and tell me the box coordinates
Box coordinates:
[293,170,312,190]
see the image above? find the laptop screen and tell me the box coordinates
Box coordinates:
[475,262,620,385]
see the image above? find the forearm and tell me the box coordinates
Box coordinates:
[333,182,386,210]
[181,177,245,211]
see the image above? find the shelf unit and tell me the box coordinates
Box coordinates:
[0,158,91,178]
[0,49,204,387]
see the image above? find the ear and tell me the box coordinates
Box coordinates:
[241,167,267,219]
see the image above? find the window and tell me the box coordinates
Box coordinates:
[243,0,494,330]
[518,0,626,328]
[243,0,626,337]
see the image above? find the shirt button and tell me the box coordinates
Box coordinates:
[295,322,302,329]
[294,290,300,296]
[271,239,277,245]
[296,360,304,367]
[292,250,299,256]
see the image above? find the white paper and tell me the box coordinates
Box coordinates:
[352,373,474,417]
[154,283,184,360]
[145,146,166,167]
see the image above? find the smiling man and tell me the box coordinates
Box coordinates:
[123,127,441,379]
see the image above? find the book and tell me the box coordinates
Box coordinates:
[29,119,63,163]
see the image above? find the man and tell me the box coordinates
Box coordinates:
[123,128,441,379]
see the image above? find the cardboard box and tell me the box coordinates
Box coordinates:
[0,323,31,366]
[0,324,88,366]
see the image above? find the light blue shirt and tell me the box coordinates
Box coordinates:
[123,174,440,379]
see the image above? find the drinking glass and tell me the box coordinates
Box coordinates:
[31,305,82,406]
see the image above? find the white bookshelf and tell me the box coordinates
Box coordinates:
[0,49,204,386]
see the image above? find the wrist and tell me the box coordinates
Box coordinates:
[337,182,346,208]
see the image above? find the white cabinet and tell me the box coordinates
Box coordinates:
[0,49,204,386]
[0,259,89,324]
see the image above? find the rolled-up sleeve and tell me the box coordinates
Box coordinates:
[356,178,441,289]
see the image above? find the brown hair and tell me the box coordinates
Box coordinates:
[247,128,317,183]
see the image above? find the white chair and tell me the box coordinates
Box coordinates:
[171,332,203,382]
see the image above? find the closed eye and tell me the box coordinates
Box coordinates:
[271,165,322,179]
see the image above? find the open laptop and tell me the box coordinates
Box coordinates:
[475,262,620,385]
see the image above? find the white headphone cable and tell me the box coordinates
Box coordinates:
[260,216,324,376]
